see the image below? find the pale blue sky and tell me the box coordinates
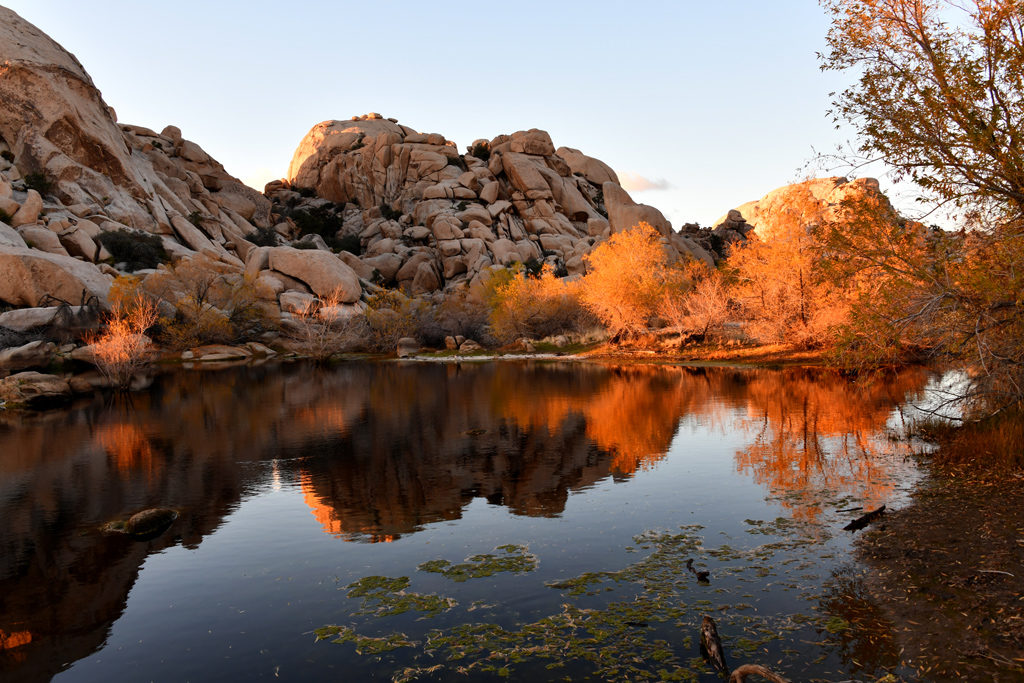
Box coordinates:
[5,1,869,226]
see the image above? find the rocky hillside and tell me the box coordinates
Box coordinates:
[259,115,714,296]
[0,5,891,359]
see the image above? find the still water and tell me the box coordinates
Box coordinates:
[0,361,937,681]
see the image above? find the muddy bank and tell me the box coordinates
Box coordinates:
[842,470,1024,681]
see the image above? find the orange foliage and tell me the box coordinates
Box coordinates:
[488,264,586,342]
[89,278,158,387]
[94,422,159,476]
[581,222,671,338]
[0,629,32,650]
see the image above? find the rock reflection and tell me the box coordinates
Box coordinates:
[0,361,933,680]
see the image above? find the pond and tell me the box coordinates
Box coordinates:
[0,360,939,682]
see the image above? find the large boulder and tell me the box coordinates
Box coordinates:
[556,147,619,186]
[0,245,112,306]
[0,340,57,371]
[602,182,673,236]
[267,246,362,302]
[0,371,71,407]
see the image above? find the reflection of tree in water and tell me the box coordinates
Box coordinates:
[730,368,933,521]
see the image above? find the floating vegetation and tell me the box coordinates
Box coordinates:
[313,625,415,655]
[316,523,856,681]
[344,575,456,618]
[417,544,538,582]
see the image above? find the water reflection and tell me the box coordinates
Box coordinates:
[0,361,933,681]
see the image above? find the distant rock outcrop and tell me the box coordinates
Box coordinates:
[715,176,887,240]
[266,115,713,294]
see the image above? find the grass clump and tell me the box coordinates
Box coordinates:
[98,229,169,271]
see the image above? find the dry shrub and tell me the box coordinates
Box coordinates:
[364,289,426,351]
[581,222,672,339]
[287,292,368,360]
[89,277,159,387]
[915,407,1024,472]
[658,261,729,341]
[143,255,276,349]
[488,264,589,343]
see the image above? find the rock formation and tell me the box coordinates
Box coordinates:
[263,115,714,294]
[713,176,887,241]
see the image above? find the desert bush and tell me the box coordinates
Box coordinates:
[335,233,362,255]
[98,229,169,271]
[379,202,402,221]
[658,261,730,341]
[143,255,276,349]
[246,226,279,247]
[23,172,53,196]
[291,206,344,248]
[469,143,490,161]
[364,289,426,351]
[489,264,590,343]
[287,293,369,360]
[0,150,14,163]
[89,277,159,388]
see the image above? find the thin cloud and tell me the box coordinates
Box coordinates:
[618,172,673,193]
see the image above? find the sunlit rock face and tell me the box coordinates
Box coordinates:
[0,7,271,314]
[714,176,891,241]
[273,115,713,293]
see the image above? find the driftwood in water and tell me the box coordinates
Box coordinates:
[700,616,791,682]
[842,504,886,532]
[700,615,729,676]
[729,664,792,682]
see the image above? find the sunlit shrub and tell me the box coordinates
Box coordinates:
[364,289,425,351]
[89,276,159,387]
[581,222,671,339]
[488,264,589,343]
[287,292,369,360]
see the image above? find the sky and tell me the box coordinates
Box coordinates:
[3,0,883,228]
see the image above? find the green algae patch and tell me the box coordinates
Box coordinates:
[344,575,456,618]
[316,523,837,681]
[416,544,538,582]
[313,625,415,654]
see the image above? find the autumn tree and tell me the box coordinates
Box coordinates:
[581,222,673,339]
[728,192,850,348]
[820,0,1024,412]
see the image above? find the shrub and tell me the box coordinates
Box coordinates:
[447,155,468,171]
[469,143,490,161]
[286,292,368,360]
[246,226,279,247]
[89,278,159,388]
[335,233,362,255]
[489,264,590,343]
[292,206,344,247]
[580,222,671,339]
[143,255,275,349]
[379,202,402,221]
[296,186,317,198]
[98,229,169,271]
[187,211,203,226]
[0,150,13,163]
[23,172,53,196]
[364,289,426,351]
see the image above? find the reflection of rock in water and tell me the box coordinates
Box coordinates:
[0,361,934,679]
[297,363,686,542]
